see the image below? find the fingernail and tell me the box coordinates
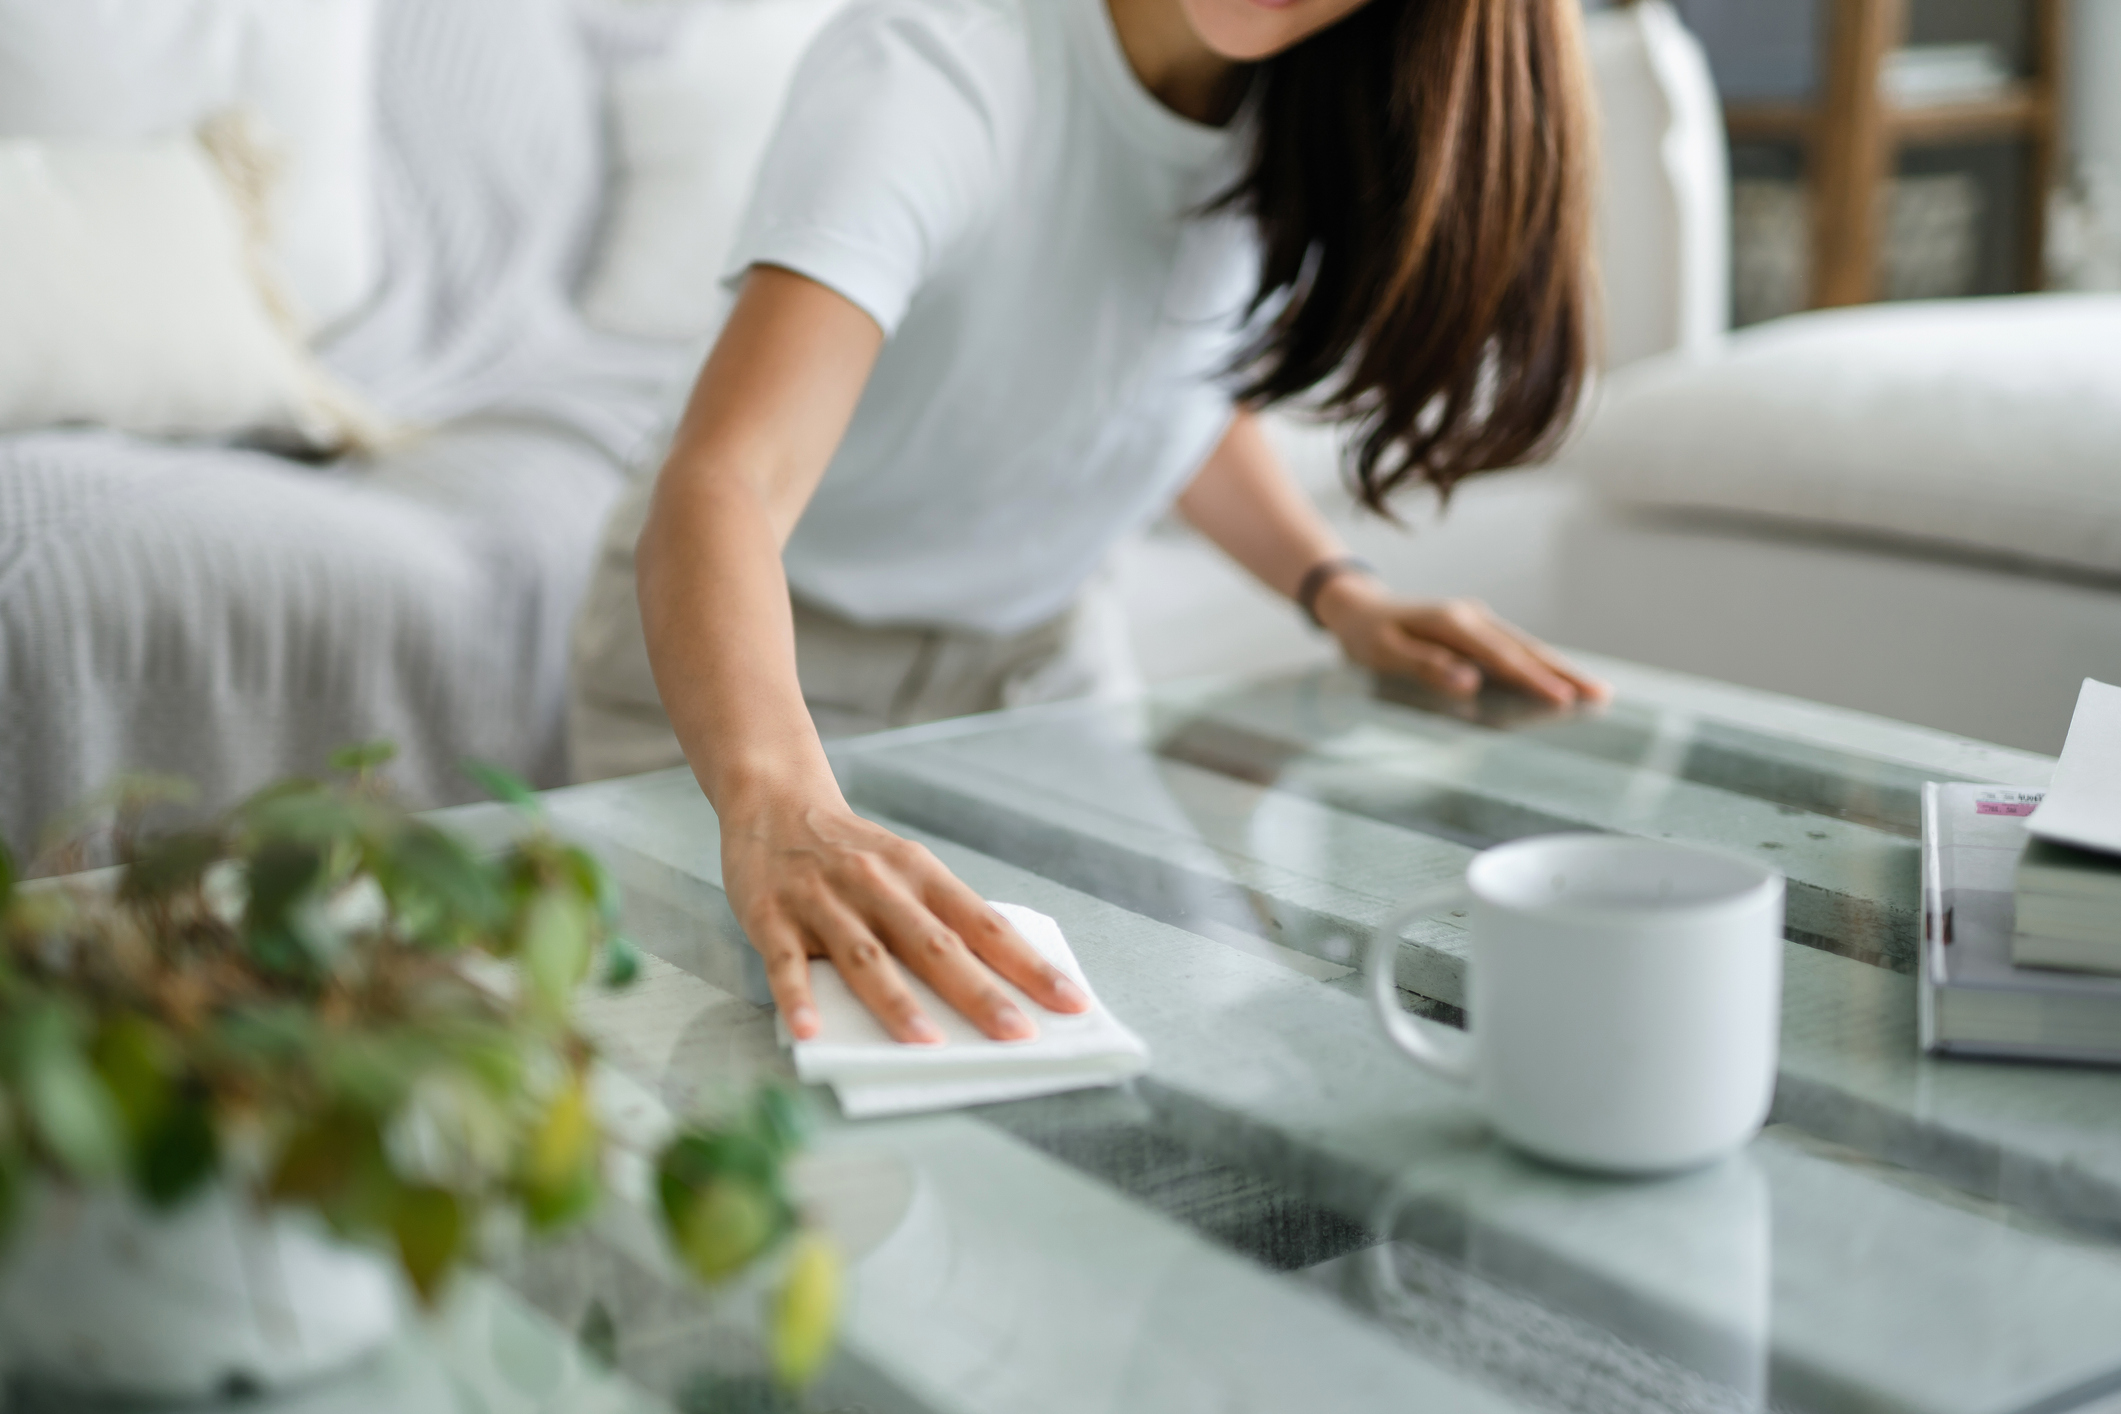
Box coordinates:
[789,1005,819,1038]
[905,1016,944,1045]
[1050,977,1090,1012]
[992,1003,1035,1040]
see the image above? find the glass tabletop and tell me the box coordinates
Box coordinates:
[423,656,2121,1414]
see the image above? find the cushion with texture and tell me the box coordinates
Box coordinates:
[1572,294,2121,578]
[0,0,381,334]
[0,125,373,446]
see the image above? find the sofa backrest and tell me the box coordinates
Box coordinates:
[321,0,609,396]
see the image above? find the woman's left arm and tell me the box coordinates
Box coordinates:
[1175,409,1611,707]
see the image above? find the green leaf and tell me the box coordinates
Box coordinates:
[136,1099,217,1208]
[329,741,399,775]
[658,1129,782,1192]
[382,825,502,946]
[240,788,367,848]
[523,1162,599,1232]
[270,1109,379,1201]
[666,1175,786,1284]
[247,840,324,923]
[390,1185,466,1306]
[451,1032,526,1097]
[561,846,621,928]
[600,937,640,990]
[461,760,538,812]
[0,1145,21,1250]
[0,1092,23,1246]
[244,925,313,978]
[270,1109,397,1238]
[16,1008,126,1180]
[213,1004,319,1064]
[0,835,15,916]
[524,1072,594,1190]
[243,840,325,974]
[321,1032,437,1113]
[90,1016,173,1142]
[769,1232,842,1389]
[119,830,224,903]
[235,775,325,818]
[656,1128,795,1285]
[748,1087,808,1162]
[577,1299,619,1370]
[521,893,591,1014]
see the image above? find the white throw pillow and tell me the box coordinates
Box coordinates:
[0,0,381,335]
[580,0,854,342]
[1572,294,2121,578]
[1583,0,1730,371]
[0,126,377,447]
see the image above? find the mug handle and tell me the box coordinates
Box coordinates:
[1367,883,1476,1087]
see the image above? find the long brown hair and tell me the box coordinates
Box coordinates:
[1229,0,1596,513]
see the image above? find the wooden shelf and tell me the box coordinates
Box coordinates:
[1726,84,2051,148]
[1891,86,2051,144]
[1716,0,2064,308]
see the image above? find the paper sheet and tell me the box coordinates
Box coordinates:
[2029,679,2121,856]
[783,902,1150,1118]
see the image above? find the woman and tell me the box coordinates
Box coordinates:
[570,0,1608,1045]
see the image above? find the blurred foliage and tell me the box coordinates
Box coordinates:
[0,745,839,1388]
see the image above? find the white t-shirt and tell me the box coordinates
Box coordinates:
[725,0,1259,634]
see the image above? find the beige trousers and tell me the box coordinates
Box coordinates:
[567,476,1140,784]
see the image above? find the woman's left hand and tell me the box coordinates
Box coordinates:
[1314,574,1612,708]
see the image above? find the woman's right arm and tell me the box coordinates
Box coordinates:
[635,265,1090,1045]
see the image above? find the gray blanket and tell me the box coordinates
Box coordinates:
[0,0,697,857]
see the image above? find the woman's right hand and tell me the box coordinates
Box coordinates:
[632,269,1085,1045]
[720,796,1092,1044]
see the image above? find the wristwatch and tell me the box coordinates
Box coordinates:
[1295,555,1377,629]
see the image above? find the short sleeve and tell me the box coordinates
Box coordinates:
[721,1,1023,336]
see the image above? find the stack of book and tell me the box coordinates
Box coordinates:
[1880,43,2013,108]
[1921,680,2121,1063]
[2015,839,2121,974]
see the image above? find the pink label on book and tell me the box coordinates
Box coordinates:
[1973,787,2043,816]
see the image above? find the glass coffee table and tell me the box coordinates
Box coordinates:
[244,657,2121,1414]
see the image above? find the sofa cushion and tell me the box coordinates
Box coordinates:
[318,0,687,459]
[0,422,626,857]
[0,123,374,447]
[1572,294,2121,579]
[0,0,382,335]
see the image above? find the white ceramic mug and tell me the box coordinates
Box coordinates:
[1368,833,1784,1175]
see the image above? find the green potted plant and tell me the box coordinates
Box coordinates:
[0,746,838,1402]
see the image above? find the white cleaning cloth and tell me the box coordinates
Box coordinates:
[784,903,1150,1119]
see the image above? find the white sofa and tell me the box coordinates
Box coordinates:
[1550,295,2121,756]
[0,0,694,856]
[1122,2,2121,758]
